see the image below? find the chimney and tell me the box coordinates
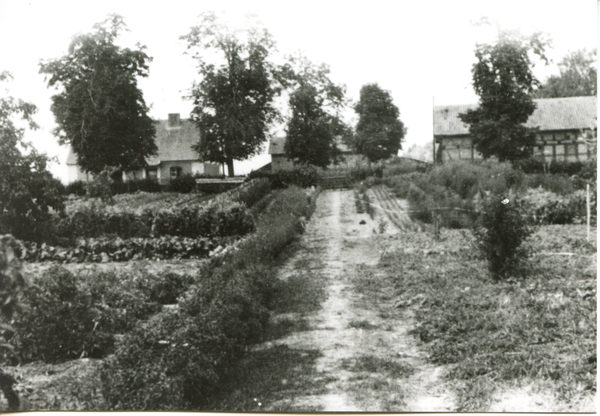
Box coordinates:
[168,113,181,128]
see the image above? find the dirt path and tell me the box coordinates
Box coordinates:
[258,189,455,412]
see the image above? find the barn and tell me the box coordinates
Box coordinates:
[433,96,597,163]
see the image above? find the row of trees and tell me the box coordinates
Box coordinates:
[38,13,405,178]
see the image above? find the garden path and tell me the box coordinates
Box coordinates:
[257,189,455,412]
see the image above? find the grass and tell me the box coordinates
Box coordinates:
[377,225,596,411]
[209,346,333,412]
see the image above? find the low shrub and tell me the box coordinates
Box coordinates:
[523,173,576,195]
[65,180,87,196]
[11,266,193,364]
[349,166,383,181]
[237,179,271,208]
[473,195,532,281]
[112,178,162,194]
[248,166,319,189]
[170,173,197,194]
[12,266,114,363]
[86,168,115,203]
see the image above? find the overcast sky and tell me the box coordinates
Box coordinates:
[0,0,597,181]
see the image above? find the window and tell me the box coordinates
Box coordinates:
[170,167,182,180]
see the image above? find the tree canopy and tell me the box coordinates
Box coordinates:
[459,29,549,162]
[535,48,597,98]
[182,12,283,177]
[0,71,65,242]
[352,83,405,163]
[40,14,157,175]
[283,54,349,168]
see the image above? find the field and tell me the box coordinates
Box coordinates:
[1,162,596,412]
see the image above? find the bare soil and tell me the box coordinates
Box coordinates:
[255,189,455,412]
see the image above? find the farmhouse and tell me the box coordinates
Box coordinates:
[268,136,369,172]
[66,113,220,184]
[433,96,597,163]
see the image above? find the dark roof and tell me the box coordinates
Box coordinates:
[268,136,353,155]
[434,96,597,137]
[66,118,201,166]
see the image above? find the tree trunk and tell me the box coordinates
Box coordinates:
[226,158,235,177]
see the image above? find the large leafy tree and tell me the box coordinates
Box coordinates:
[40,14,157,175]
[283,55,349,168]
[352,83,405,163]
[183,12,282,177]
[0,71,64,242]
[459,29,549,162]
[535,48,597,98]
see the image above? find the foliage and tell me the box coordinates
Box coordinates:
[40,15,157,175]
[85,167,115,202]
[349,165,383,181]
[518,187,594,226]
[100,186,319,410]
[0,71,66,243]
[282,54,349,168]
[0,235,27,365]
[474,195,532,280]
[351,83,406,163]
[535,48,597,98]
[183,12,283,177]
[514,158,597,181]
[20,235,227,263]
[459,28,549,161]
[112,178,162,194]
[169,173,196,193]
[248,166,319,189]
[12,266,114,363]
[11,266,194,364]
[65,180,87,196]
[51,201,255,244]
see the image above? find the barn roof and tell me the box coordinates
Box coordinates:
[268,136,353,155]
[66,116,201,166]
[434,96,597,137]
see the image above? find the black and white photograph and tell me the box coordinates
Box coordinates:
[0,0,597,412]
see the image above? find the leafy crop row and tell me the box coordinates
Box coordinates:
[51,202,255,245]
[19,236,231,263]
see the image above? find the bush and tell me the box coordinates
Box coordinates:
[86,168,115,202]
[12,266,113,362]
[523,173,575,195]
[349,166,383,181]
[474,195,532,281]
[65,180,87,196]
[170,174,196,193]
[248,166,319,189]
[112,178,162,194]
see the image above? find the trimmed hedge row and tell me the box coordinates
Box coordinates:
[99,186,320,411]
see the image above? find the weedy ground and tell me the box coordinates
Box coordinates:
[375,224,596,411]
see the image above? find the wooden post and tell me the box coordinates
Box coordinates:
[587,183,591,242]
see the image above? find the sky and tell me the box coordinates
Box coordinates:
[0,0,597,181]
